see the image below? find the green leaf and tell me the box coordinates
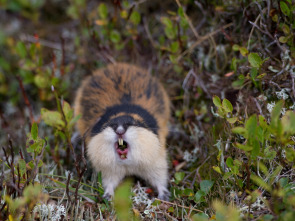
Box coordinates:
[170,41,179,53]
[164,26,176,39]
[248,53,263,68]
[282,24,290,34]
[259,115,268,130]
[282,111,295,134]
[251,138,260,158]
[114,180,133,221]
[178,7,185,18]
[213,95,222,108]
[191,213,209,221]
[245,115,257,139]
[227,117,237,124]
[169,54,177,63]
[222,98,233,113]
[194,190,206,203]
[258,161,269,176]
[269,165,283,184]
[110,30,121,43]
[232,44,240,51]
[23,184,42,199]
[200,180,214,194]
[234,159,242,167]
[62,101,73,123]
[235,143,253,151]
[18,159,26,176]
[98,3,108,19]
[264,147,276,160]
[161,17,173,28]
[27,138,44,154]
[217,108,226,118]
[41,108,65,130]
[69,114,81,128]
[232,127,248,138]
[67,5,79,19]
[270,100,284,131]
[212,166,222,174]
[130,11,141,25]
[250,174,271,192]
[280,1,290,16]
[183,188,194,197]
[286,148,295,163]
[239,47,248,56]
[16,41,27,58]
[226,157,234,168]
[223,172,232,180]
[175,172,185,182]
[34,74,48,89]
[213,201,241,221]
[250,68,258,79]
[31,123,38,140]
[231,165,239,175]
[279,177,289,188]
[37,160,43,168]
[237,179,243,189]
[232,78,245,89]
[28,161,34,170]
[279,36,288,43]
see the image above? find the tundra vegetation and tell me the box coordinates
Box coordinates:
[0,0,295,220]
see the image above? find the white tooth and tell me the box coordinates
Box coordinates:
[119,138,123,146]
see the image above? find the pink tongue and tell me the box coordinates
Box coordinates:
[117,148,128,155]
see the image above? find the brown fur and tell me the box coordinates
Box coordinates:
[74,63,170,200]
[74,63,170,145]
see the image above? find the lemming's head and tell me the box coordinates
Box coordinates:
[87,104,162,166]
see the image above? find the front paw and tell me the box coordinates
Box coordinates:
[158,189,170,201]
[103,192,113,201]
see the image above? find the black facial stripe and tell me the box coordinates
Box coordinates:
[91,104,158,136]
[108,115,147,131]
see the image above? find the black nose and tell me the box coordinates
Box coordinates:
[115,125,125,135]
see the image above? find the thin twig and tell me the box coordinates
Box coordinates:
[20,34,68,50]
[74,138,87,204]
[269,80,282,90]
[175,0,199,39]
[2,147,11,167]
[6,182,22,195]
[247,14,261,50]
[271,67,287,79]
[191,154,212,188]
[0,109,8,128]
[17,164,21,194]
[60,36,66,76]
[143,17,156,48]
[155,198,203,213]
[16,76,34,124]
[66,173,72,204]
[291,73,295,101]
[7,139,16,190]
[248,20,273,39]
[177,23,233,62]
[253,97,264,117]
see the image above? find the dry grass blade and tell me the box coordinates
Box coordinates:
[177,22,233,61]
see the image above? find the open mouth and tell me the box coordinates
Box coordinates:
[116,138,128,160]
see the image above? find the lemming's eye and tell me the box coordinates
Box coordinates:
[109,123,118,129]
[124,122,133,127]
